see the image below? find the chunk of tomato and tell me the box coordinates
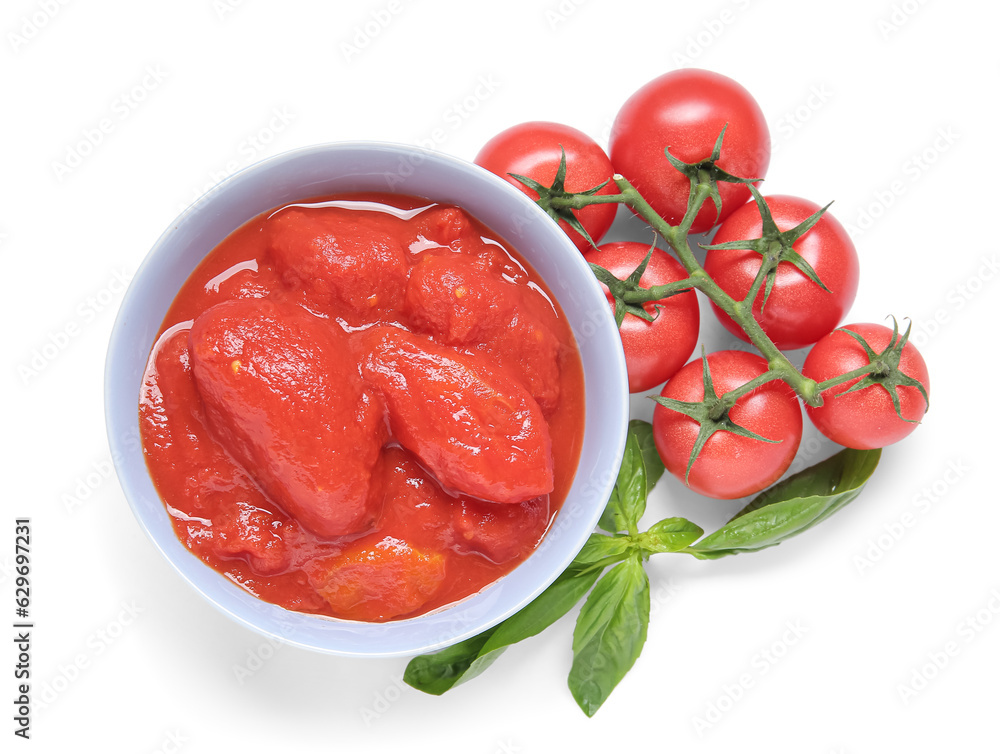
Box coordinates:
[267,206,409,321]
[306,537,447,622]
[209,500,292,575]
[405,251,562,413]
[360,327,554,504]
[188,298,385,538]
[376,447,456,552]
[405,252,518,345]
[453,496,551,564]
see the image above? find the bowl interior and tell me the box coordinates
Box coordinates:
[105,142,628,657]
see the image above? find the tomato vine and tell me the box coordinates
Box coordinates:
[408,68,931,717]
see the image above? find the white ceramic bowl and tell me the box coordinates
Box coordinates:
[105,142,628,657]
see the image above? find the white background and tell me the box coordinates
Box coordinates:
[3,0,997,751]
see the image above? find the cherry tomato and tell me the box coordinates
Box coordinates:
[703,195,859,351]
[652,351,803,499]
[475,121,617,251]
[583,241,699,393]
[609,69,770,234]
[802,323,930,449]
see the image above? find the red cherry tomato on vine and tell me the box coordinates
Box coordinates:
[704,195,860,351]
[475,121,617,251]
[652,351,803,499]
[583,241,699,393]
[802,323,930,449]
[610,69,770,234]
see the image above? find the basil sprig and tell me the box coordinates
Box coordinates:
[404,421,880,716]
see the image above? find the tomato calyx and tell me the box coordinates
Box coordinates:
[818,317,930,422]
[663,125,759,229]
[589,242,659,327]
[652,350,780,483]
[589,241,695,328]
[701,185,832,310]
[509,147,613,249]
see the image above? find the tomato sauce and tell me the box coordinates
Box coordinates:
[139,194,585,622]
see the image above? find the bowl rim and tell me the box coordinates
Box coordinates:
[105,139,629,657]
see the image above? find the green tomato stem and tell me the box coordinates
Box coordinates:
[550,193,628,210]
[814,363,877,393]
[714,369,785,409]
[545,175,885,410]
[620,278,697,303]
[742,250,773,307]
[610,176,825,408]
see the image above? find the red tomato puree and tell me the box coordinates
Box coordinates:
[139,193,585,622]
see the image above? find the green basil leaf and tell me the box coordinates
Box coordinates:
[568,555,650,717]
[599,432,644,534]
[402,627,501,696]
[617,431,646,528]
[597,501,620,535]
[630,419,665,491]
[574,533,632,567]
[637,517,705,554]
[687,448,881,560]
[483,564,602,652]
[404,564,602,695]
[599,420,663,534]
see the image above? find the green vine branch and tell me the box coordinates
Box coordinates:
[547,148,925,417]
